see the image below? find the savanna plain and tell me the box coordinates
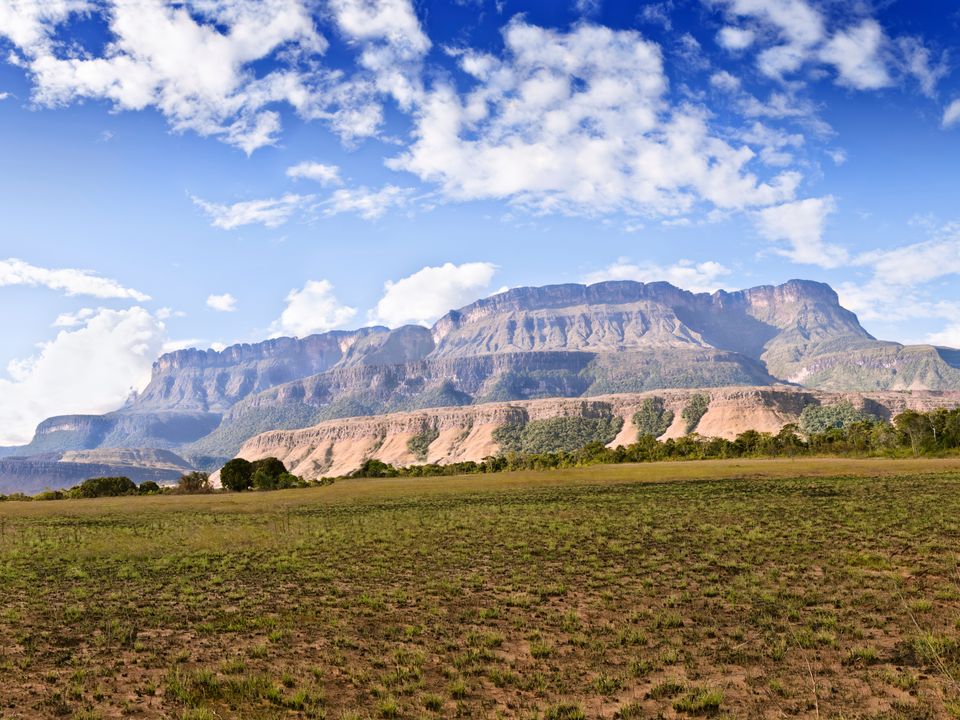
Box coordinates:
[2,458,960,719]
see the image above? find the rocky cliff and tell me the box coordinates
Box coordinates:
[7,278,960,483]
[236,387,960,479]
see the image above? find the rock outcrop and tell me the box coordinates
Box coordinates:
[7,278,960,490]
[236,387,960,479]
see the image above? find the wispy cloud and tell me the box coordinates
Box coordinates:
[0,258,149,301]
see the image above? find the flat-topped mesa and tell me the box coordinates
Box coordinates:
[429,279,872,358]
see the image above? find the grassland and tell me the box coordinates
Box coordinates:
[2,458,960,719]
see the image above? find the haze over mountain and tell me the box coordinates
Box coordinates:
[3,277,960,492]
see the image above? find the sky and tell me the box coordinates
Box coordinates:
[1,0,960,444]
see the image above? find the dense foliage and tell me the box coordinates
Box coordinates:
[799,400,876,434]
[493,416,624,454]
[681,393,710,434]
[350,407,960,478]
[633,396,674,438]
[220,458,254,492]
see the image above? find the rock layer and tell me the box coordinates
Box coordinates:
[237,387,960,479]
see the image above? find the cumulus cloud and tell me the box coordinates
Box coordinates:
[370,262,498,327]
[0,0,434,152]
[0,306,167,445]
[193,193,313,229]
[286,161,342,186]
[271,280,356,337]
[389,19,800,218]
[0,257,149,301]
[712,0,942,96]
[754,196,847,268]
[717,26,754,51]
[819,20,891,90]
[206,293,237,312]
[323,185,415,220]
[584,258,730,293]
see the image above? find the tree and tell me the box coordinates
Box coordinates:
[138,480,161,494]
[74,476,136,498]
[633,396,674,438]
[799,401,873,435]
[177,471,211,494]
[251,457,288,490]
[220,459,254,491]
[681,394,710,434]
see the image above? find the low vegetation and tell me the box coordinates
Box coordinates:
[492,416,624,454]
[1,459,959,717]
[680,393,710,434]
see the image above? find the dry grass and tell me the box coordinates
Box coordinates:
[1,457,959,718]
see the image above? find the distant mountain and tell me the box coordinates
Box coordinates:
[5,278,960,487]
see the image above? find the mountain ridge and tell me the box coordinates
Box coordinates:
[5,278,960,484]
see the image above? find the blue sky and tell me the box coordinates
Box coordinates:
[1,0,960,443]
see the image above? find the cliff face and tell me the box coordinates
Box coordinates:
[9,278,960,474]
[236,387,960,479]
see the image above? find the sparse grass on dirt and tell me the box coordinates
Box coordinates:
[2,457,960,719]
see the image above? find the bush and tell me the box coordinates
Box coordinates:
[220,459,253,492]
[681,394,710,434]
[177,471,211,494]
[74,476,137,498]
[138,480,161,494]
[407,426,439,462]
[633,396,674,438]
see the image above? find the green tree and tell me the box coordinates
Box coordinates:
[633,396,674,438]
[799,401,874,435]
[681,394,710,434]
[138,480,161,494]
[249,457,287,490]
[220,459,254,492]
[74,476,136,498]
[177,471,211,494]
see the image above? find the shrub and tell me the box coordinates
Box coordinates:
[633,396,674,438]
[177,471,211,494]
[138,480,161,494]
[681,394,710,434]
[407,426,439,462]
[74,476,137,498]
[220,459,253,492]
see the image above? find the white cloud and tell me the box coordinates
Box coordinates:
[52,308,96,327]
[370,262,497,327]
[328,0,430,110]
[709,70,741,92]
[389,19,800,218]
[0,92,9,101]
[717,26,754,51]
[193,193,313,229]
[0,257,150,301]
[286,161,342,186]
[323,185,414,220]
[943,100,960,129]
[271,280,356,337]
[739,121,803,167]
[819,20,891,90]
[2,1,335,153]
[584,258,730,293]
[854,234,960,287]
[754,196,848,267]
[0,306,166,445]
[206,293,237,312]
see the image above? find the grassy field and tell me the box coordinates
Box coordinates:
[2,458,960,719]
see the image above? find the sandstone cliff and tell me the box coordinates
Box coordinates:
[236,387,960,479]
